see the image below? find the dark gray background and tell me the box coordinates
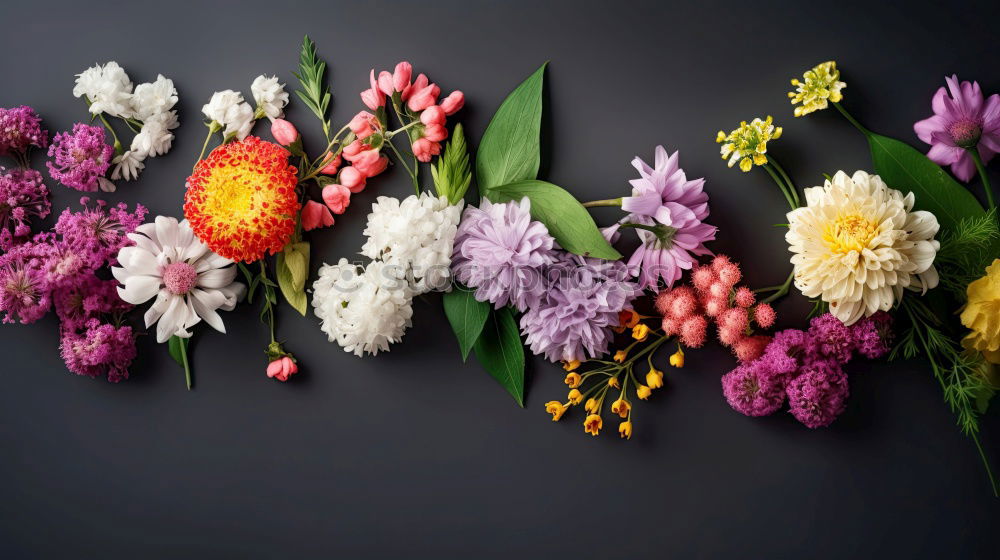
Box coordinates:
[1,0,997,557]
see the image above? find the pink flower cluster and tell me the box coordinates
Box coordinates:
[0,198,146,382]
[0,106,49,158]
[0,168,50,250]
[46,123,114,191]
[721,312,892,428]
[655,255,776,362]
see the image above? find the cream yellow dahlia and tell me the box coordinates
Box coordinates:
[786,170,940,325]
[961,259,1000,364]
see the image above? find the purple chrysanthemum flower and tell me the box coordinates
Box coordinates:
[720,359,788,417]
[786,360,849,428]
[59,318,136,383]
[617,146,716,289]
[0,167,50,250]
[0,241,52,324]
[451,198,555,311]
[520,251,640,362]
[0,106,48,158]
[914,75,1000,182]
[54,198,147,269]
[46,123,114,192]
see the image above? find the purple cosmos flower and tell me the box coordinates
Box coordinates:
[520,251,640,363]
[786,360,849,429]
[617,146,716,289]
[0,167,50,250]
[0,106,48,158]
[914,75,1000,182]
[451,198,556,311]
[46,123,114,192]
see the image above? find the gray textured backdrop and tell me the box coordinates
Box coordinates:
[1,0,998,557]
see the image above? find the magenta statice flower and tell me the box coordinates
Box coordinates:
[913,75,1000,182]
[0,106,48,158]
[46,123,114,192]
[54,198,147,269]
[520,252,640,362]
[54,275,131,330]
[0,167,50,250]
[0,241,52,324]
[852,311,893,359]
[807,313,856,362]
[786,361,849,429]
[617,146,716,289]
[721,360,788,417]
[451,198,556,311]
[59,318,136,383]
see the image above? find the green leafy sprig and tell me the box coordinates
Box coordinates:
[293,35,332,139]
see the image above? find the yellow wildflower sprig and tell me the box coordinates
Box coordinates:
[788,61,846,117]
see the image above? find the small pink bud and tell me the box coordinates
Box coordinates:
[407,84,440,112]
[339,166,367,193]
[411,137,441,162]
[392,61,412,92]
[351,148,388,177]
[322,184,352,214]
[754,303,776,329]
[422,124,448,143]
[266,356,298,382]
[349,111,379,139]
[377,71,394,96]
[318,151,342,175]
[679,315,708,348]
[401,73,429,101]
[420,105,446,126]
[301,200,335,231]
[440,91,465,115]
[270,118,298,146]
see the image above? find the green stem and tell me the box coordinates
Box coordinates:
[96,113,123,155]
[386,137,420,195]
[385,120,421,139]
[972,433,999,498]
[762,164,797,211]
[759,270,794,305]
[768,157,800,207]
[968,148,996,215]
[195,128,215,170]
[180,337,192,390]
[260,260,276,344]
[582,198,624,208]
[832,102,870,136]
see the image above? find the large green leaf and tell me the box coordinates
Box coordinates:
[867,133,986,232]
[490,180,622,260]
[442,286,490,361]
[476,63,547,193]
[276,242,310,316]
[473,307,525,407]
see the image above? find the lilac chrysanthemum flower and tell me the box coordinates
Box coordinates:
[59,318,136,383]
[46,123,114,192]
[720,360,788,417]
[0,106,48,158]
[786,360,849,428]
[520,251,640,362]
[617,146,716,289]
[451,198,555,311]
[0,168,50,250]
[0,241,52,324]
[913,75,1000,182]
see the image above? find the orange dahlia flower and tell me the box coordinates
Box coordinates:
[184,137,299,262]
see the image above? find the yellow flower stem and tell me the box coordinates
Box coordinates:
[581,198,624,208]
[762,163,797,211]
[832,102,870,136]
[768,157,800,207]
[968,147,996,216]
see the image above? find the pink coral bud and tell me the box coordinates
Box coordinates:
[711,255,733,272]
[393,62,412,92]
[439,91,465,115]
[733,335,770,363]
[422,124,448,143]
[669,286,698,319]
[721,307,750,331]
[411,137,441,162]
[718,323,743,346]
[266,356,298,382]
[301,200,335,231]
[349,111,379,139]
[709,281,728,299]
[655,290,674,316]
[754,303,776,329]
[352,149,389,177]
[402,73,429,101]
[692,266,716,293]
[322,184,352,214]
[680,315,708,348]
[407,84,441,112]
[318,151,342,175]
[342,139,366,161]
[703,296,728,317]
[270,118,298,146]
[377,71,394,96]
[734,286,756,308]
[339,166,367,193]
[661,315,682,336]
[714,257,741,288]
[420,105,446,126]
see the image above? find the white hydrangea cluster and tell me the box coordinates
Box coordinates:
[73,62,180,186]
[312,194,463,357]
[202,75,289,142]
[361,193,464,294]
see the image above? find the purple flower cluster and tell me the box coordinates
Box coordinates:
[721,312,892,428]
[0,168,50,250]
[0,198,146,382]
[0,106,48,159]
[46,123,114,191]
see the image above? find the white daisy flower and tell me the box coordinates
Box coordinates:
[73,61,135,119]
[112,216,245,343]
[250,75,289,121]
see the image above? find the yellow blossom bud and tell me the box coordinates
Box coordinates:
[562,359,580,372]
[607,377,620,389]
[618,421,633,440]
[584,414,603,436]
[631,323,650,342]
[669,348,685,368]
[613,350,627,363]
[636,384,652,400]
[788,61,846,117]
[610,398,630,418]
[717,116,781,172]
[584,398,599,413]
[564,372,582,388]
[568,388,583,405]
[544,401,568,421]
[646,368,664,389]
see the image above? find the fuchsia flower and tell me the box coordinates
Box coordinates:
[301,200,334,231]
[0,106,48,158]
[914,75,1000,182]
[0,167,50,250]
[46,123,114,192]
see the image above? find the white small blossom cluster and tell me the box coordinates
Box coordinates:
[312,194,463,356]
[201,75,289,141]
[73,61,180,186]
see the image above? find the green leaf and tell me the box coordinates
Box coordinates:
[473,307,525,407]
[442,285,491,361]
[490,180,621,260]
[293,36,331,124]
[432,123,472,205]
[167,335,187,366]
[866,133,986,232]
[276,243,309,316]
[476,63,547,193]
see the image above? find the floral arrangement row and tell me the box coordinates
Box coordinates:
[1,42,997,494]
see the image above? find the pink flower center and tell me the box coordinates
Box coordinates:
[162,262,197,295]
[948,119,982,148]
